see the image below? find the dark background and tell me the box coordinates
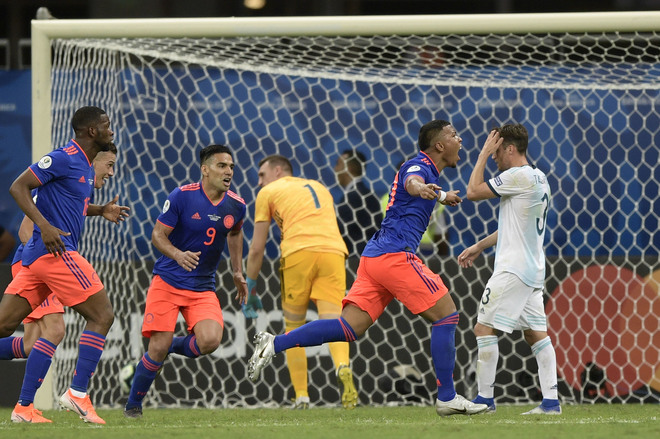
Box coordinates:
[2,0,660,68]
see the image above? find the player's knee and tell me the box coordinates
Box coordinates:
[195,333,222,355]
[44,320,66,345]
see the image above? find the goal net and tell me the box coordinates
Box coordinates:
[34,12,659,408]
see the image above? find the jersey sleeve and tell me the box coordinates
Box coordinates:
[156,188,183,229]
[487,169,524,197]
[28,149,71,186]
[253,189,272,223]
[232,202,247,231]
[400,161,432,187]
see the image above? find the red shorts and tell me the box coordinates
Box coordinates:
[343,252,449,322]
[12,262,65,323]
[5,252,103,309]
[141,275,223,338]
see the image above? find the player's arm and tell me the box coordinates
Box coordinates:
[151,220,200,272]
[18,216,34,244]
[242,220,269,318]
[458,230,498,268]
[226,228,248,303]
[246,221,269,281]
[405,175,462,205]
[9,169,70,256]
[467,130,503,201]
[86,195,130,223]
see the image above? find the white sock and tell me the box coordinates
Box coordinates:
[475,335,499,399]
[531,336,558,400]
[70,388,86,398]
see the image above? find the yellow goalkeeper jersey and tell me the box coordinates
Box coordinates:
[254,176,348,259]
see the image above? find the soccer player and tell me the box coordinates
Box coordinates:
[0,107,128,424]
[244,154,358,409]
[457,124,561,415]
[1,146,119,423]
[123,144,248,419]
[248,120,489,417]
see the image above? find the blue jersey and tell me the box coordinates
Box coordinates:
[153,183,247,291]
[22,140,95,266]
[12,243,24,266]
[363,151,440,257]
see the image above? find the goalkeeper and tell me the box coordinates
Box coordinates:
[249,120,488,416]
[244,154,357,409]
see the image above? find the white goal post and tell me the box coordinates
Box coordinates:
[31,12,660,409]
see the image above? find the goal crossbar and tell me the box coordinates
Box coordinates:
[31,11,660,156]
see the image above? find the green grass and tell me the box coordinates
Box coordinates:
[0,404,657,439]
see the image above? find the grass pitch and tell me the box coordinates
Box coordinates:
[0,404,657,439]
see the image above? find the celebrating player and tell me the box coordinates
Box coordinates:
[248,120,489,416]
[244,154,357,409]
[0,107,128,424]
[2,145,120,423]
[123,144,248,419]
[458,124,561,415]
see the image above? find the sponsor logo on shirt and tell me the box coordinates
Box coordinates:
[208,214,221,222]
[162,200,170,213]
[191,212,201,220]
[407,165,421,173]
[78,176,86,183]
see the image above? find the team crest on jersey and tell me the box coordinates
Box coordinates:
[407,165,421,173]
[162,200,170,213]
[223,215,235,229]
[38,156,53,169]
[208,214,221,222]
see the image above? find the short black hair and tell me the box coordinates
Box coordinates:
[418,119,451,151]
[259,154,293,174]
[493,124,528,155]
[200,144,232,164]
[71,106,107,133]
[106,142,118,155]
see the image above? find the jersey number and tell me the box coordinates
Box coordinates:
[303,184,321,209]
[204,227,216,245]
[536,192,549,236]
[481,287,491,305]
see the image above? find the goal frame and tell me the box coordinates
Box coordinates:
[31,11,660,160]
[28,11,660,409]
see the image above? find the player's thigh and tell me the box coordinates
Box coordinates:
[180,291,223,336]
[519,287,548,332]
[23,292,64,324]
[142,277,184,337]
[342,256,393,323]
[368,252,448,315]
[477,271,530,334]
[190,318,223,352]
[29,252,105,308]
[279,250,315,309]
[310,252,346,307]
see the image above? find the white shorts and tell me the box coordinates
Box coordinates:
[477,271,547,334]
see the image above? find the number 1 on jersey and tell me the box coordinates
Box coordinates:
[303,184,321,209]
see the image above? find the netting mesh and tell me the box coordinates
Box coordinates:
[46,28,659,409]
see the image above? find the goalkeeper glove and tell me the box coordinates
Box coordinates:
[242,277,263,319]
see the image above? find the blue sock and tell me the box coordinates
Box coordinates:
[70,330,105,393]
[169,334,201,358]
[273,317,357,354]
[126,352,162,409]
[0,336,26,360]
[18,338,56,406]
[431,312,459,402]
